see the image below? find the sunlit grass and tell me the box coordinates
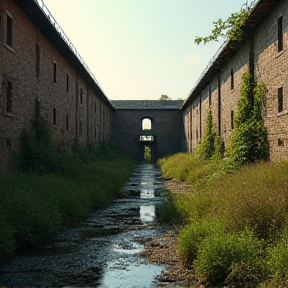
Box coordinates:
[157,153,288,287]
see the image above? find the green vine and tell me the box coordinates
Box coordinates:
[195,1,255,45]
[228,72,269,165]
[197,109,223,160]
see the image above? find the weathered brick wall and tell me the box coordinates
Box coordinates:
[183,0,288,161]
[0,0,112,172]
[113,108,183,161]
[254,0,288,161]
[183,45,249,153]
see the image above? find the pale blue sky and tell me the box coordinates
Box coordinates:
[42,0,254,100]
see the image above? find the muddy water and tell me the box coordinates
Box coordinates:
[0,164,168,288]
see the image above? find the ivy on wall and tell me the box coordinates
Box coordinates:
[228,72,269,165]
[194,1,256,45]
[197,109,223,160]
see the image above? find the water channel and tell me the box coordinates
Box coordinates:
[0,164,169,288]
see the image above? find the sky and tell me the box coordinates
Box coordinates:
[42,0,254,101]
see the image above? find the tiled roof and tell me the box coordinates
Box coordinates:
[111,100,184,110]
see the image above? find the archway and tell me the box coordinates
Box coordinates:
[139,117,155,162]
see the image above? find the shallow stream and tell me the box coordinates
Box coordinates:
[0,164,168,288]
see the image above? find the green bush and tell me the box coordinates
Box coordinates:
[178,218,225,267]
[156,192,182,223]
[265,229,288,282]
[194,229,262,285]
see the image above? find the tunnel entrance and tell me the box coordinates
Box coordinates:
[139,135,155,163]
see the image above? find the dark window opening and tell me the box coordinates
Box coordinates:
[6,14,13,48]
[6,80,12,113]
[209,83,212,106]
[278,138,284,147]
[66,73,69,93]
[218,75,221,136]
[80,88,83,105]
[53,108,57,125]
[66,114,69,131]
[36,44,40,78]
[6,139,11,148]
[199,99,202,139]
[231,110,234,129]
[278,16,283,52]
[278,87,283,113]
[79,122,83,135]
[53,62,57,84]
[231,68,234,90]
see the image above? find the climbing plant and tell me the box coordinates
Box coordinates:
[194,1,256,45]
[197,109,223,160]
[228,72,269,165]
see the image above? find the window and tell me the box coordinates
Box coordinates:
[53,108,57,125]
[79,88,83,105]
[6,80,12,113]
[66,114,69,131]
[79,122,83,135]
[278,87,284,112]
[231,68,234,90]
[231,110,234,129]
[218,75,221,136]
[140,135,154,141]
[142,118,152,131]
[208,83,212,106]
[66,73,69,93]
[278,16,283,52]
[36,44,40,78]
[6,13,13,48]
[53,62,57,84]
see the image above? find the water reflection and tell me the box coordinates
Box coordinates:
[140,205,156,223]
[140,188,155,199]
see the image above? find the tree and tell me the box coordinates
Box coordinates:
[194,1,256,45]
[159,95,171,100]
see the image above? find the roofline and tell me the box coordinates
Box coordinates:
[14,0,114,110]
[181,0,280,110]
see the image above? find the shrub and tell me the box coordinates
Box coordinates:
[194,229,262,285]
[178,218,225,267]
[156,192,182,223]
[265,229,288,282]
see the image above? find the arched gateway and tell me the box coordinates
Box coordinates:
[111,100,184,162]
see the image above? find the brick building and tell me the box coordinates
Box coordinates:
[0,0,113,172]
[182,0,288,161]
[111,100,184,162]
[1,0,288,173]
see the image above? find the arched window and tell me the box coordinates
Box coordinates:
[142,118,152,131]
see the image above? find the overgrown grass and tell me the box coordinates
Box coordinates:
[157,153,288,287]
[0,125,136,260]
[2,115,136,258]
[0,150,135,259]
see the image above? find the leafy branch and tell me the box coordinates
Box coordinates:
[195,1,256,45]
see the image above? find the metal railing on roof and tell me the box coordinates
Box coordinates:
[34,0,107,97]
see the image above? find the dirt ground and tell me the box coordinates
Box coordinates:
[141,179,206,288]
